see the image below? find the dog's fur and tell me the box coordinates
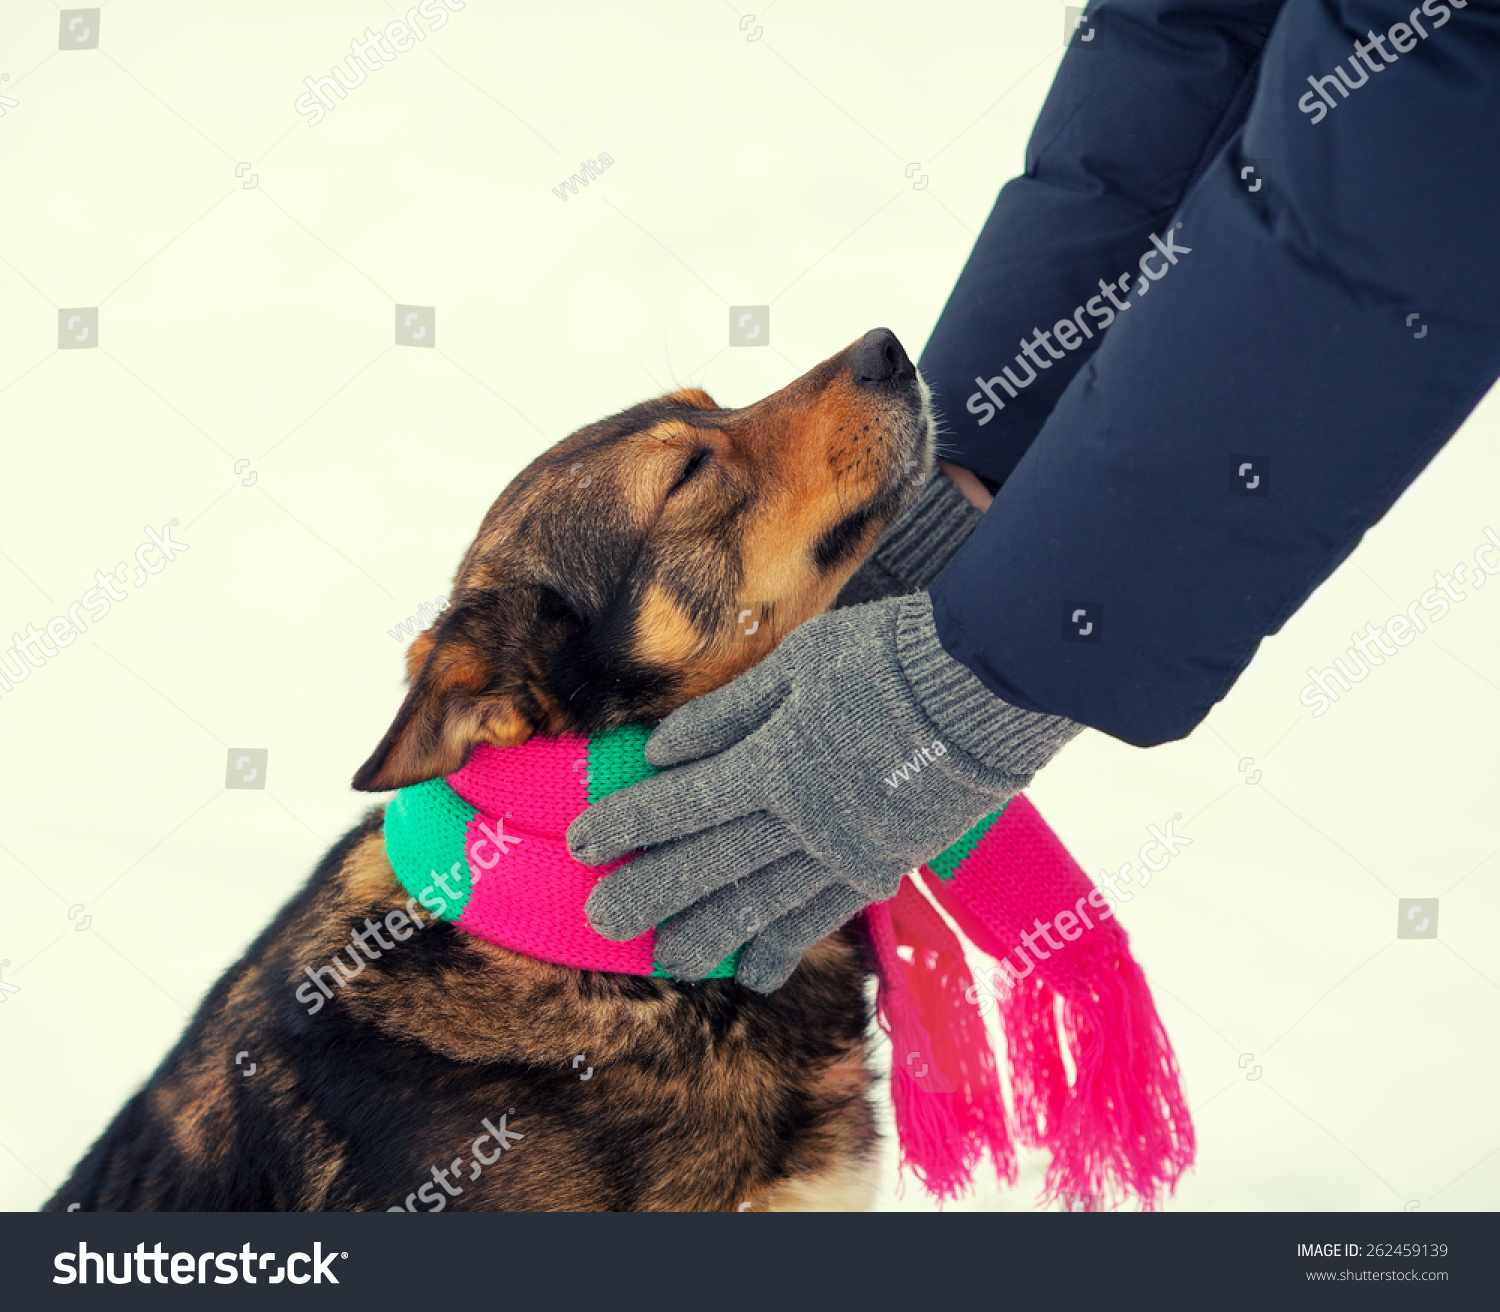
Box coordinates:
[45,330,935,1212]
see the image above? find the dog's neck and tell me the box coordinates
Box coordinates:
[382,724,741,978]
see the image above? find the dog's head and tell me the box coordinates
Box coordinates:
[353,328,934,792]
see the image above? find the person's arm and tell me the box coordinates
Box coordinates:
[840,0,1284,607]
[575,0,1500,992]
[846,0,1290,605]
[930,0,1500,746]
[920,0,1288,489]
[569,0,1297,991]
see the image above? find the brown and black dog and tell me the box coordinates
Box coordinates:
[45,328,936,1212]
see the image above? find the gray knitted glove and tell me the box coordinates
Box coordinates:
[568,592,1082,992]
[834,465,984,607]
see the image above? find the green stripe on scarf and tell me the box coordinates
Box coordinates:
[384,776,476,920]
[586,725,740,979]
[585,722,656,803]
[925,801,1010,881]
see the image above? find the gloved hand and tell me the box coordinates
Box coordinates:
[834,463,986,607]
[568,591,1082,992]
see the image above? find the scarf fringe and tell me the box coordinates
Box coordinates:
[915,864,1195,1211]
[1064,945,1196,1209]
[997,941,1195,1210]
[866,884,1014,1203]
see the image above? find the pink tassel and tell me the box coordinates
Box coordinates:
[1041,946,1196,1210]
[920,795,1196,1210]
[866,880,1014,1202]
[997,971,1069,1150]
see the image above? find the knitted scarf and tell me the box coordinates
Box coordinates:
[383,723,1195,1208]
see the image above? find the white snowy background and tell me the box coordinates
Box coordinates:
[1,0,1497,1213]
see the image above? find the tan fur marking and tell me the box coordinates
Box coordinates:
[432,639,490,692]
[404,629,437,684]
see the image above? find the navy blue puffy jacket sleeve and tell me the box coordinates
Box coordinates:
[925,0,1500,746]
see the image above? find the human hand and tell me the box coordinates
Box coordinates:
[567,592,1080,991]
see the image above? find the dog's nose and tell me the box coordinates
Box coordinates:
[852,328,914,386]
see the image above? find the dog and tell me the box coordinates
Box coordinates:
[45,327,936,1212]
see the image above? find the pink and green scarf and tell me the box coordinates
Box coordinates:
[384,723,1195,1208]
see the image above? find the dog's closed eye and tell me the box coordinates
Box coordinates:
[668,449,711,495]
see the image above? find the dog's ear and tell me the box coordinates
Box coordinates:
[351,606,533,793]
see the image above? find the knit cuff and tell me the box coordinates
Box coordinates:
[893,592,1083,781]
[873,466,984,592]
